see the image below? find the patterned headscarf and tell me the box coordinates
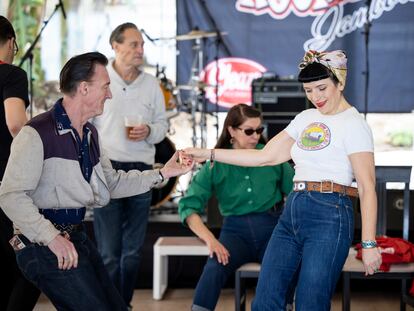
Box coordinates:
[299,50,347,87]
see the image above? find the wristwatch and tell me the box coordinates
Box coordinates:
[157,169,165,183]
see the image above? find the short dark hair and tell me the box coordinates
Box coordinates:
[109,22,138,46]
[0,16,16,45]
[298,62,339,85]
[59,52,108,95]
[215,104,266,148]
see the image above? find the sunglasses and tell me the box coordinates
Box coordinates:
[237,127,265,136]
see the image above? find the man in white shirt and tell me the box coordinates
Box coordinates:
[92,22,167,308]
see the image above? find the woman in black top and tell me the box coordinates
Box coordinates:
[0,15,40,311]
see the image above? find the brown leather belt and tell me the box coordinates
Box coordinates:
[293,181,358,198]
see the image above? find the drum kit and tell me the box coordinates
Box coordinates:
[152,29,225,208]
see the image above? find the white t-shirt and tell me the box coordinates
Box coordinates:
[284,107,373,186]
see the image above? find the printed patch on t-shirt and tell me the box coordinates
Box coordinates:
[297,122,331,151]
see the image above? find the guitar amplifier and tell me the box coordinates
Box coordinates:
[252,77,309,116]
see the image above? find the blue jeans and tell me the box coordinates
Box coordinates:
[192,208,281,311]
[252,191,354,311]
[94,161,152,306]
[15,230,126,311]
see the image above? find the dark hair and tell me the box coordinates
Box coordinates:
[215,104,266,148]
[298,62,339,85]
[0,16,16,45]
[109,22,138,46]
[59,52,108,95]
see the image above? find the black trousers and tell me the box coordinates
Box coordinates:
[0,209,40,311]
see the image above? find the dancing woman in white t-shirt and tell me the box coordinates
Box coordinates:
[184,50,382,311]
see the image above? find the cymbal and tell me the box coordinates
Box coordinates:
[177,82,215,90]
[176,30,220,41]
[159,30,227,41]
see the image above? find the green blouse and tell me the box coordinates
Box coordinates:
[178,144,294,224]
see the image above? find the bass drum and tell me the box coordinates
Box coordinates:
[152,137,178,207]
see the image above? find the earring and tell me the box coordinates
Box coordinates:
[230,137,234,144]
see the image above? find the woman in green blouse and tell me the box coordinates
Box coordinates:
[178,104,294,311]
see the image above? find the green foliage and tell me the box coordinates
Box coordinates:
[8,0,45,98]
[388,130,413,148]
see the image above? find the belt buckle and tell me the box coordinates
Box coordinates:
[294,182,306,191]
[320,180,334,193]
[54,223,75,234]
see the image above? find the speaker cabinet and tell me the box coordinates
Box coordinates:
[263,117,294,139]
[252,78,309,116]
[352,189,414,241]
[252,78,309,139]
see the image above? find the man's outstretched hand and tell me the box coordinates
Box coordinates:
[160,151,194,178]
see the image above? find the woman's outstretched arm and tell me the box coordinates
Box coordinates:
[184,130,295,167]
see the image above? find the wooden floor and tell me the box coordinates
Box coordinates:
[34,288,414,311]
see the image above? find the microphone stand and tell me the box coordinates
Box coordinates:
[18,2,64,118]
[362,0,372,119]
[199,0,231,140]
[140,29,163,43]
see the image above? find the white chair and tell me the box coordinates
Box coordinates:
[152,236,209,300]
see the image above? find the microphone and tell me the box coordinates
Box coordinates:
[59,0,67,19]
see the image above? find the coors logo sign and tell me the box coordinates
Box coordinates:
[200,57,266,108]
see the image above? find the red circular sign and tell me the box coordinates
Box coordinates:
[200,57,266,108]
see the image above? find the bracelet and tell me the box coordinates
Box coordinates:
[361,240,377,249]
[209,149,215,169]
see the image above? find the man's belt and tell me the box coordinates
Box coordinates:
[293,181,358,198]
[52,222,84,234]
[10,223,83,250]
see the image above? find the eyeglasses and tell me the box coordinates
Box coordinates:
[9,37,18,55]
[237,127,264,136]
[13,39,18,55]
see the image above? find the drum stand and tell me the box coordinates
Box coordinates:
[188,38,208,148]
